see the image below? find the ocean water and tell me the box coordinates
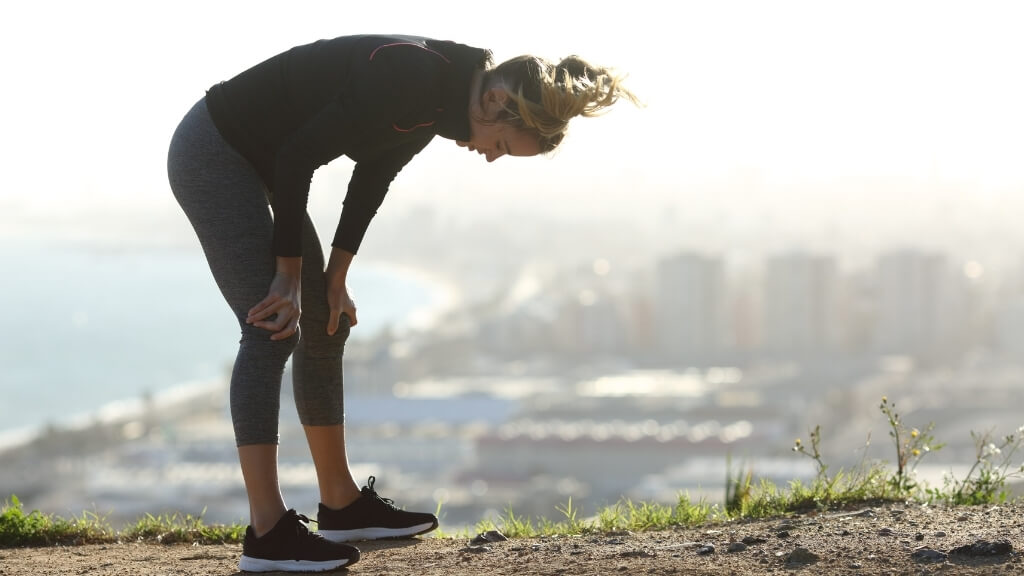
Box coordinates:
[0,243,448,437]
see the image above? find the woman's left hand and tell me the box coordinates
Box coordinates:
[327,280,357,335]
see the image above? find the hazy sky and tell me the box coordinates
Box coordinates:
[2,1,1022,259]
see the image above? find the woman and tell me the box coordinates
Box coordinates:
[167,33,636,572]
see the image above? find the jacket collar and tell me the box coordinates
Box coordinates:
[430,40,491,142]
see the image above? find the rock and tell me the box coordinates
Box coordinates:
[879,527,895,536]
[949,539,1013,557]
[462,545,492,553]
[727,542,748,553]
[911,547,948,563]
[934,531,947,538]
[696,544,715,555]
[469,530,508,545]
[915,532,925,541]
[741,536,767,545]
[786,547,820,565]
[776,530,790,538]
[855,509,876,518]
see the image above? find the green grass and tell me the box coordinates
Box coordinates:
[0,496,244,547]
[4,395,1024,547]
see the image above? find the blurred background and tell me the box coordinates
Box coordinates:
[2,0,1024,530]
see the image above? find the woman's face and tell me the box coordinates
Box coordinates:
[456,86,541,162]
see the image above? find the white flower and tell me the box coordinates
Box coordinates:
[983,443,1001,458]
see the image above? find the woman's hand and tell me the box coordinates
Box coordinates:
[247,257,302,341]
[327,279,358,335]
[326,247,357,335]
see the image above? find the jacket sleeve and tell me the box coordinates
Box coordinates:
[271,99,360,257]
[332,136,433,254]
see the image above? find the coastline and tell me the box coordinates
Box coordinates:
[0,247,454,442]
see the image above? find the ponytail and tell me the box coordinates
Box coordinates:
[485,54,640,152]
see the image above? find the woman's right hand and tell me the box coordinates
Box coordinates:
[247,257,302,341]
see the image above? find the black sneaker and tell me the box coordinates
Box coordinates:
[239,509,360,572]
[318,476,439,542]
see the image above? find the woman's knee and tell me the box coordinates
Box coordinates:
[299,315,351,358]
[238,324,300,360]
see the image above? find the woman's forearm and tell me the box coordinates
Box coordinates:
[276,256,302,278]
[326,247,354,283]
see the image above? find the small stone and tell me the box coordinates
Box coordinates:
[606,538,626,545]
[697,544,715,555]
[776,530,791,538]
[839,529,851,536]
[617,565,628,572]
[531,545,542,551]
[855,509,876,517]
[949,539,1013,557]
[470,530,508,545]
[786,547,820,565]
[957,513,971,522]
[462,545,491,553]
[911,547,947,563]
[741,536,767,545]
[915,532,925,541]
[727,542,748,553]
[879,527,895,536]
[849,562,862,569]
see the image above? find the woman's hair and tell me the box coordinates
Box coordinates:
[482,54,640,153]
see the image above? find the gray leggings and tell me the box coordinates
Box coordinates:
[167,97,349,446]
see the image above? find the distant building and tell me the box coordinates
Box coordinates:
[873,250,967,363]
[760,253,840,357]
[655,252,727,364]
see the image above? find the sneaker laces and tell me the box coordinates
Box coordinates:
[290,511,325,539]
[362,475,399,510]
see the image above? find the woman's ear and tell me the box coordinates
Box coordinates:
[481,86,510,119]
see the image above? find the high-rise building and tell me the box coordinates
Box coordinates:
[655,252,726,364]
[873,250,967,363]
[761,252,840,357]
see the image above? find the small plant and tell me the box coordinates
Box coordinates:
[938,427,1024,505]
[122,510,244,544]
[725,454,754,514]
[0,496,113,546]
[792,425,828,481]
[879,396,943,496]
[555,497,590,534]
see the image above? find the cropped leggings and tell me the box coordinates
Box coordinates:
[167,97,349,446]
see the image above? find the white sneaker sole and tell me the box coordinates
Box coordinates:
[238,555,352,572]
[319,522,437,542]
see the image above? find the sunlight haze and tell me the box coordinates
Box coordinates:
[1,0,1022,258]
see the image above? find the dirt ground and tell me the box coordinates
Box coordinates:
[2,503,1023,575]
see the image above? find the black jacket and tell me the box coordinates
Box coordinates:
[205,34,490,256]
